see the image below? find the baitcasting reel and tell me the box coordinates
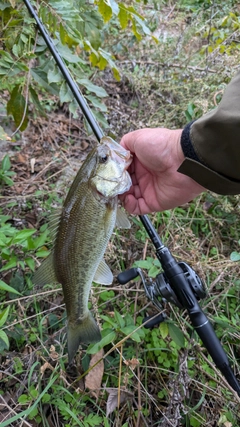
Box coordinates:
[118,261,206,314]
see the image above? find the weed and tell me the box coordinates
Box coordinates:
[0,155,15,188]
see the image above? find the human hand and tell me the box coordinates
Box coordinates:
[119,128,205,214]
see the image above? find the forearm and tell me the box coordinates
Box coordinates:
[178,71,240,195]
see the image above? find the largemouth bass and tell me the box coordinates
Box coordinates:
[33,137,132,363]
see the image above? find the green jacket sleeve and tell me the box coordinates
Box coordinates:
[177,70,240,195]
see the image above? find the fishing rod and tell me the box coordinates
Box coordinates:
[23,0,240,396]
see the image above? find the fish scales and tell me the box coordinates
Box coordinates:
[33,137,132,363]
[55,181,116,323]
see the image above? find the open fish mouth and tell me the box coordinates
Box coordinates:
[95,171,132,197]
[110,146,132,169]
[91,137,133,199]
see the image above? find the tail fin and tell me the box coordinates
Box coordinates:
[67,311,101,364]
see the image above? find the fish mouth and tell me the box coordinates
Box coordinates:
[111,150,132,170]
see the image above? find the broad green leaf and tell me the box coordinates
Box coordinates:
[30,69,59,96]
[120,325,141,342]
[109,0,119,15]
[0,174,14,186]
[97,55,108,70]
[118,4,128,29]
[7,85,28,131]
[101,314,117,328]
[132,20,142,41]
[148,264,160,278]
[29,86,46,116]
[13,229,36,244]
[59,82,73,103]
[230,251,240,262]
[1,154,11,171]
[0,50,13,63]
[77,78,108,97]
[168,323,185,348]
[89,52,99,67]
[25,258,35,272]
[98,0,112,23]
[33,229,49,249]
[159,322,168,339]
[134,258,153,269]
[0,257,18,271]
[28,407,39,420]
[112,67,121,81]
[68,99,79,118]
[87,331,116,354]
[85,95,107,112]
[121,325,141,342]
[0,275,17,289]
[35,250,50,258]
[99,48,117,70]
[0,330,9,349]
[0,306,10,327]
[57,44,82,64]
[59,23,77,47]
[47,66,62,83]
[114,309,125,328]
[130,331,141,342]
[133,14,151,36]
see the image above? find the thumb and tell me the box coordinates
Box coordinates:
[120,130,139,153]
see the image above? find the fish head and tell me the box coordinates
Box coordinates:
[91,137,132,198]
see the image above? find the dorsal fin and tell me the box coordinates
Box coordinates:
[48,208,62,242]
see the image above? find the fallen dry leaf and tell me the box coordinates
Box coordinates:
[40,362,52,376]
[49,345,59,360]
[85,348,104,398]
[124,357,140,370]
[105,388,134,417]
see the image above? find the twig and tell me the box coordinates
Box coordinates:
[117,60,217,74]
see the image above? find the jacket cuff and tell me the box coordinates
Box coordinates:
[180,121,201,162]
[178,158,240,195]
[179,122,240,195]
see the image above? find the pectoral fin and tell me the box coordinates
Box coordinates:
[93,259,113,285]
[116,207,131,229]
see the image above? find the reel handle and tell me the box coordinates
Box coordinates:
[117,268,139,285]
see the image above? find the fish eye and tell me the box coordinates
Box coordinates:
[99,154,108,163]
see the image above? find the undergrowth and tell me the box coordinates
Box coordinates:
[1,0,240,426]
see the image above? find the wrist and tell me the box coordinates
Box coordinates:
[172,129,185,167]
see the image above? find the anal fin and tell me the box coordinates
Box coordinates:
[93,259,113,285]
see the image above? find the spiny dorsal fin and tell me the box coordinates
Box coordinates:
[32,251,58,287]
[48,208,62,242]
[93,259,113,285]
[115,207,131,229]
